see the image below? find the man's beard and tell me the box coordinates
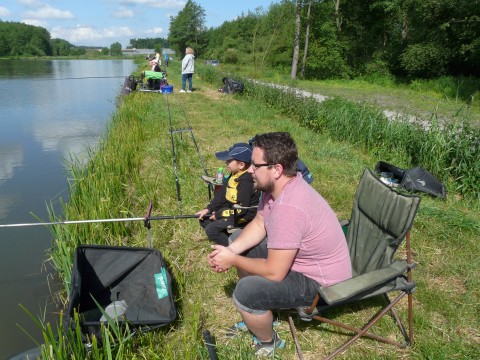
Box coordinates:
[254,179,274,194]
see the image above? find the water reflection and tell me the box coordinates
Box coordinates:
[0,59,137,358]
[0,145,24,185]
[0,59,54,77]
[32,118,103,156]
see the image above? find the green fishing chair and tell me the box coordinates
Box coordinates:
[289,168,421,359]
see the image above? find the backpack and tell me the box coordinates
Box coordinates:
[374,161,446,198]
[221,77,244,94]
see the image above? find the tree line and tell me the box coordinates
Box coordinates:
[0,21,87,56]
[0,20,127,57]
[167,0,480,80]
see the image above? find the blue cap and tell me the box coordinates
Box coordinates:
[215,143,252,163]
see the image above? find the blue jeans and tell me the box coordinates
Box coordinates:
[182,73,193,91]
[230,233,320,314]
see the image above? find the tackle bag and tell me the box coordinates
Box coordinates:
[375,161,446,199]
[221,77,244,94]
[65,245,177,343]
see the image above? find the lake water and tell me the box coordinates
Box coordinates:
[0,59,137,358]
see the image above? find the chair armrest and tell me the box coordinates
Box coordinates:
[319,260,409,305]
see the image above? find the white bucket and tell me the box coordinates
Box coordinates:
[100,300,128,322]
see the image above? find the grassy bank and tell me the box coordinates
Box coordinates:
[40,61,480,359]
[218,63,480,126]
[198,65,480,202]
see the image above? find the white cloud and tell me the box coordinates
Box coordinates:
[144,27,163,35]
[18,0,43,6]
[22,18,48,27]
[24,5,74,19]
[113,7,135,18]
[50,25,134,44]
[118,0,185,10]
[0,6,11,17]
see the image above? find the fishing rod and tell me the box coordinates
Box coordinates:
[0,214,201,229]
[0,200,209,249]
[166,94,182,208]
[181,107,213,199]
[182,108,209,178]
[202,330,218,360]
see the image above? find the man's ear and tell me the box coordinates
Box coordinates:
[273,163,284,179]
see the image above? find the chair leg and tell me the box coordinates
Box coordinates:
[288,314,305,360]
[384,293,411,344]
[320,293,408,360]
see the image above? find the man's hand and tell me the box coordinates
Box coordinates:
[208,245,236,272]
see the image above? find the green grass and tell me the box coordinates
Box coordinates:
[37,62,480,359]
[218,63,480,126]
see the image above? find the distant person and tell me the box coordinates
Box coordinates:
[149,53,161,71]
[180,47,195,93]
[196,143,260,246]
[165,53,169,67]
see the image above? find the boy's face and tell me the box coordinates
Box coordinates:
[226,159,245,174]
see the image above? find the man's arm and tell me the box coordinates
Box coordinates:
[210,247,297,282]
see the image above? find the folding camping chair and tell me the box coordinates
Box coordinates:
[289,168,421,359]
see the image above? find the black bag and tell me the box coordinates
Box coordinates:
[65,245,177,343]
[221,77,244,94]
[121,76,137,95]
[375,161,446,199]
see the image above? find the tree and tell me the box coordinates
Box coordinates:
[0,21,52,56]
[168,0,206,56]
[291,0,302,79]
[51,38,72,56]
[301,0,313,78]
[154,44,163,55]
[110,42,122,56]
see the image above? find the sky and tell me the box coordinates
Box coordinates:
[0,0,275,48]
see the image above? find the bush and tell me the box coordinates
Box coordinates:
[224,48,238,64]
[400,43,450,78]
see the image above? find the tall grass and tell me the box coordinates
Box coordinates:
[197,65,480,201]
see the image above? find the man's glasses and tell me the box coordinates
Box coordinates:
[251,162,276,171]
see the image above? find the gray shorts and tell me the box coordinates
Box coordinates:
[229,231,320,315]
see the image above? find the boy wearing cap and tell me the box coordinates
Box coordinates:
[196,143,260,246]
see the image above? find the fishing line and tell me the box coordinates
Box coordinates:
[31,75,132,81]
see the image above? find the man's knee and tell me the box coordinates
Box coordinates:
[233,278,268,315]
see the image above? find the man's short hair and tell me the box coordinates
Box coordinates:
[251,132,298,176]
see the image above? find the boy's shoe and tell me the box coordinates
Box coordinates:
[179,89,185,93]
[186,90,192,93]
[253,331,285,357]
[226,320,279,337]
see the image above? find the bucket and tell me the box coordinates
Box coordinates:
[100,300,128,322]
[161,85,173,93]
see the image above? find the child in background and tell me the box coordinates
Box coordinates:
[196,143,259,246]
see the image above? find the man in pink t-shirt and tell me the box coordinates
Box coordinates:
[208,132,352,356]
